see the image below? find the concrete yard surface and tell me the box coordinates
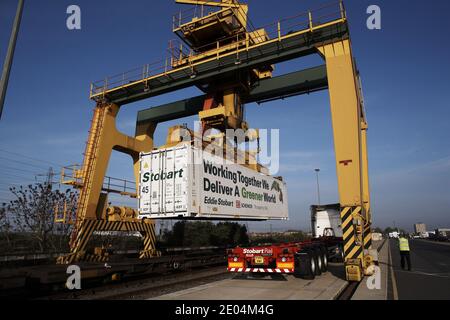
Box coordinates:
[153,263,347,300]
[352,240,389,300]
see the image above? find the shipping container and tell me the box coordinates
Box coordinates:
[138,144,288,220]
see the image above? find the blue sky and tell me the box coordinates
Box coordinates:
[1,0,449,233]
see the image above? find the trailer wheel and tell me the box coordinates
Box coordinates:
[320,246,328,272]
[337,244,345,263]
[294,250,316,280]
[307,251,317,279]
[313,248,322,276]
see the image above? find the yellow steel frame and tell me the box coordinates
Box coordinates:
[174,6,247,30]
[57,103,161,264]
[175,0,242,9]
[317,39,373,281]
[174,0,248,29]
[61,1,374,282]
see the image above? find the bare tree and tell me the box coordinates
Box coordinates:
[0,204,13,252]
[2,183,77,253]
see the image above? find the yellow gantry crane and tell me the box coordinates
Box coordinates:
[56,0,374,282]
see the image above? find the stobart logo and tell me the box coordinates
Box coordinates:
[243,248,273,254]
[142,169,184,183]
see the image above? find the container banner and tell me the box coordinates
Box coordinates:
[199,150,288,220]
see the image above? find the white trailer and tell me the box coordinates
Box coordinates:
[138,144,288,220]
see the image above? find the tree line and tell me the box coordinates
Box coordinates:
[160,221,249,248]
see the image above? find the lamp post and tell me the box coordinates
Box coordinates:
[0,0,25,120]
[314,168,321,205]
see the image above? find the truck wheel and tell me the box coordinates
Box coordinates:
[318,246,328,272]
[313,248,322,275]
[337,244,345,263]
[306,251,317,279]
[294,250,316,280]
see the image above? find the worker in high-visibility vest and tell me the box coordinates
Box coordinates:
[398,234,411,271]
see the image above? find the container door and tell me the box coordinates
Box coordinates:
[138,153,152,217]
[188,145,200,215]
[150,151,161,214]
[164,146,188,214]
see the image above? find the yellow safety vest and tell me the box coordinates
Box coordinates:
[399,238,410,251]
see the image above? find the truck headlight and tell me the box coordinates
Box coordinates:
[281,257,287,262]
[233,257,238,262]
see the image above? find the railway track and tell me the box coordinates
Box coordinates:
[38,266,230,300]
[0,248,228,299]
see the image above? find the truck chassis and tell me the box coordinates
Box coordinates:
[227,237,343,279]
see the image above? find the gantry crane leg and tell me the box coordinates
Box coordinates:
[361,120,372,253]
[57,103,160,264]
[317,39,374,281]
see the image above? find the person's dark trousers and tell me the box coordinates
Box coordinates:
[400,251,411,271]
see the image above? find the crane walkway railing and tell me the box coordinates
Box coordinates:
[173,3,221,30]
[89,1,346,100]
[60,165,137,198]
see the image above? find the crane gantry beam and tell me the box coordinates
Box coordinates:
[136,65,328,125]
[90,21,348,105]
